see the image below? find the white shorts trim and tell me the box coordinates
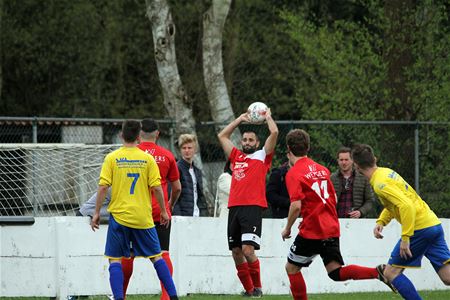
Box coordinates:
[288,250,317,265]
[242,233,261,245]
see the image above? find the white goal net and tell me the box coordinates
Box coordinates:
[0,144,118,216]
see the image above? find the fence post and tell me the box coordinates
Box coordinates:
[414,123,420,194]
[32,117,39,215]
[32,117,38,143]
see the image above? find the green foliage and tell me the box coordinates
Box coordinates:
[1,0,449,213]
[1,0,165,118]
[404,1,450,122]
[281,2,388,121]
[225,0,301,118]
[2,1,448,122]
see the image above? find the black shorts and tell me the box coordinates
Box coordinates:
[155,222,171,251]
[228,206,263,250]
[287,235,345,267]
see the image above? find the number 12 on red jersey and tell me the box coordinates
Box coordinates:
[311,180,329,204]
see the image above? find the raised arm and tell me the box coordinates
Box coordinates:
[217,113,249,158]
[263,108,279,155]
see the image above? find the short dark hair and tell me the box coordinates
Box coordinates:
[242,130,259,141]
[286,129,310,156]
[351,144,376,169]
[336,146,351,158]
[141,118,159,133]
[122,120,141,143]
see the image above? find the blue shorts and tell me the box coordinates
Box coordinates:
[105,215,162,259]
[388,224,450,272]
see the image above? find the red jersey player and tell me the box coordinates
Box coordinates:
[121,118,181,300]
[217,109,278,298]
[281,129,395,300]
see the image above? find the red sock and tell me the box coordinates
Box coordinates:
[339,265,378,280]
[160,252,173,300]
[236,262,254,293]
[122,257,135,298]
[248,259,262,288]
[288,272,307,300]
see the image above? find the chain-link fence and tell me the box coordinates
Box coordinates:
[1,117,449,217]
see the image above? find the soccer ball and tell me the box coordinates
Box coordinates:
[247,102,268,124]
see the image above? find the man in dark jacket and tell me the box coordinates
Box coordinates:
[266,162,290,218]
[330,146,376,218]
[172,134,208,217]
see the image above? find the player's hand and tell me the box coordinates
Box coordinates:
[400,240,412,259]
[373,224,384,239]
[348,210,361,218]
[160,211,170,228]
[281,228,291,241]
[91,213,100,231]
[239,112,251,123]
[264,108,272,120]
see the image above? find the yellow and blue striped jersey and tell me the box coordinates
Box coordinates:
[371,167,440,242]
[99,146,161,229]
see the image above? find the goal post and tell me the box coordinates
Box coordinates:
[0,144,119,216]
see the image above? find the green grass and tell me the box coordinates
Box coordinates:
[2,290,450,300]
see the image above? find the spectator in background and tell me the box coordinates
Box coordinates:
[173,134,208,217]
[77,188,111,218]
[266,160,291,218]
[214,160,232,218]
[331,146,375,218]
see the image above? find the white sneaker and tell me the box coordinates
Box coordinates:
[106,295,114,300]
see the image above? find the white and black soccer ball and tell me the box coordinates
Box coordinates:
[247,102,268,124]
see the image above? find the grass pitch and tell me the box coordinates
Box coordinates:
[2,290,450,299]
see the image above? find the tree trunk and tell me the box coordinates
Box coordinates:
[145,0,215,210]
[203,0,241,146]
[145,0,196,136]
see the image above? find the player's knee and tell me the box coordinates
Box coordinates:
[241,244,255,257]
[231,247,243,257]
[441,273,450,286]
[439,264,450,285]
[231,247,245,263]
[385,265,402,282]
[150,255,163,264]
[285,262,300,274]
[328,267,342,281]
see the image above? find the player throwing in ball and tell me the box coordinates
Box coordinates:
[281,129,393,300]
[217,108,278,298]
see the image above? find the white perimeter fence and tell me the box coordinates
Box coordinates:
[1,217,449,299]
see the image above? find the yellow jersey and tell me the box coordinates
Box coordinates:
[371,167,440,242]
[99,146,161,229]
